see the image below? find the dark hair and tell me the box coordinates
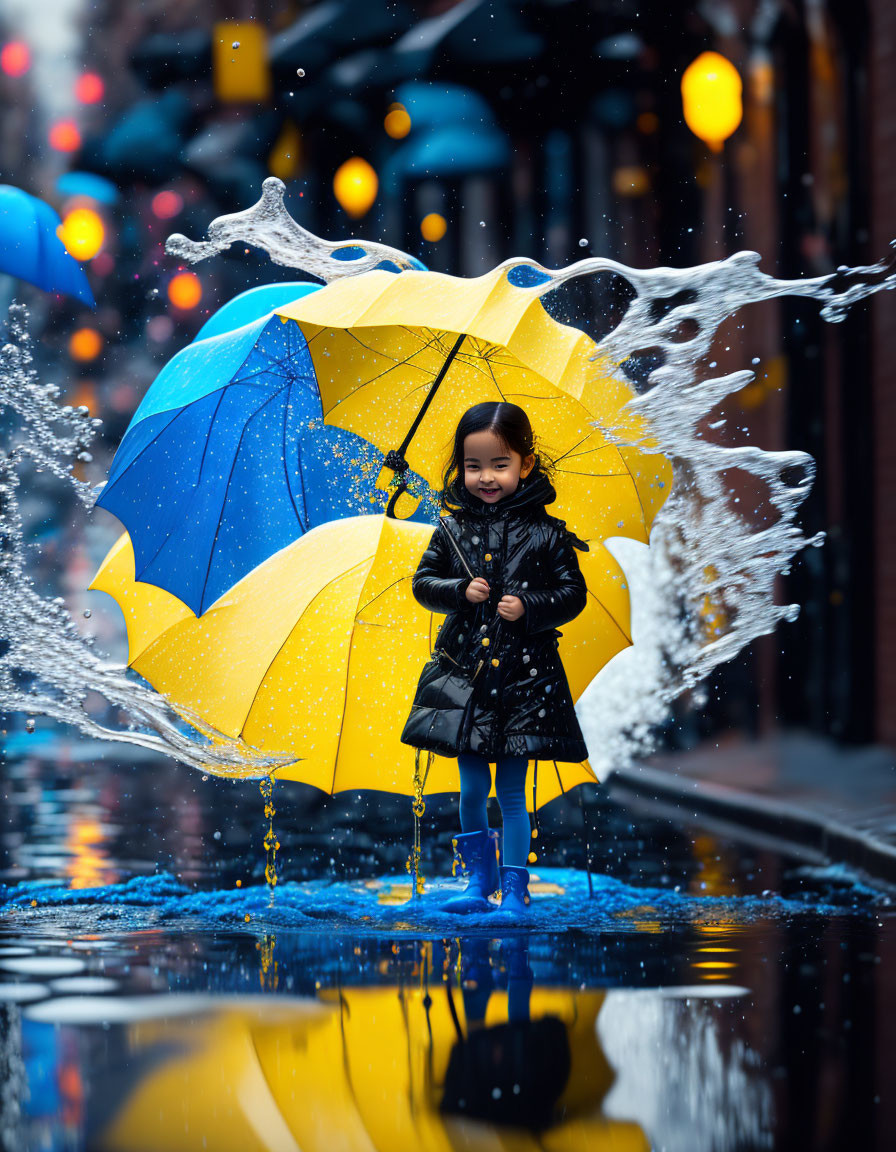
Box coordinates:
[439,402,556,513]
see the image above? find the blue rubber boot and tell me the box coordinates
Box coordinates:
[444,830,500,914]
[495,865,531,918]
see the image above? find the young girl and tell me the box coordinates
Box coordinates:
[401,401,591,917]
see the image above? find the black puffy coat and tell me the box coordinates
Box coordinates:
[401,470,590,763]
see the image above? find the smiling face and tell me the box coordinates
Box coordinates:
[462,427,535,504]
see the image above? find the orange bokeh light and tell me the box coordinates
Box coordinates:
[152,190,183,219]
[49,119,82,153]
[168,271,202,310]
[75,72,104,104]
[69,327,103,362]
[1,41,30,77]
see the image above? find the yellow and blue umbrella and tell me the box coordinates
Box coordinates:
[95,282,435,615]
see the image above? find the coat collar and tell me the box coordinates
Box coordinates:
[444,470,557,521]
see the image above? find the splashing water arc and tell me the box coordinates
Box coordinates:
[0,173,894,779]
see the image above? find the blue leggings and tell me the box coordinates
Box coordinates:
[457,753,530,868]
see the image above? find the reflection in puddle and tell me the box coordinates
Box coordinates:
[0,936,780,1152]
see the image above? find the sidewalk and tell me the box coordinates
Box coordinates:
[608,730,896,886]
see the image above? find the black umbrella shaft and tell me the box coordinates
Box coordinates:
[396,332,466,457]
[385,332,466,518]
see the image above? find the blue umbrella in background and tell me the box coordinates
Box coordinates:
[96,282,437,615]
[0,185,95,306]
[55,171,119,206]
[384,83,510,188]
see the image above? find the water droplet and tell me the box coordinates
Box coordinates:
[529,668,537,677]
[232,41,240,49]
[25,718,35,732]
[479,221,486,227]
[82,609,91,618]
[578,238,588,247]
[297,68,305,77]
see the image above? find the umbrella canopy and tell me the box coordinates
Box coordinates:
[193,281,323,341]
[90,512,632,805]
[94,289,431,615]
[0,184,95,306]
[95,988,645,1152]
[274,264,671,542]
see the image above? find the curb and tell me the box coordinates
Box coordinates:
[607,762,896,888]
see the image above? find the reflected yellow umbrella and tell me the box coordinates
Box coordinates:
[96,988,648,1152]
[273,265,671,537]
[90,512,632,807]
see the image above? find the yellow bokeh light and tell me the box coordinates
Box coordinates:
[168,271,202,310]
[69,327,103,362]
[58,207,104,261]
[384,107,411,139]
[420,212,447,242]
[333,156,378,218]
[611,165,650,198]
[681,51,743,151]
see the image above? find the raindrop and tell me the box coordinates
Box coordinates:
[529,668,537,677]
[25,718,35,732]
[578,238,588,248]
[213,830,222,840]
[538,708,546,717]
[751,356,760,365]
[82,609,91,618]
[479,221,486,227]
[297,68,306,77]
[232,41,240,49]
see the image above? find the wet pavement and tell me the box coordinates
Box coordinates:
[1,741,895,1151]
[615,730,896,883]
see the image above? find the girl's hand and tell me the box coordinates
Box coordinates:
[465,576,490,603]
[497,595,525,621]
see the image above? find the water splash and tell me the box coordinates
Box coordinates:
[168,179,896,776]
[0,302,291,778]
[260,777,279,892]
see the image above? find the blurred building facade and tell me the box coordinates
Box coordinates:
[0,0,893,749]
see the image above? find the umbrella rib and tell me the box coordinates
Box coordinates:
[198,386,292,614]
[551,432,594,466]
[556,467,623,477]
[480,353,509,401]
[237,555,373,741]
[281,381,308,534]
[129,391,227,581]
[356,573,412,617]
[587,588,633,645]
[102,406,180,501]
[340,327,444,373]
